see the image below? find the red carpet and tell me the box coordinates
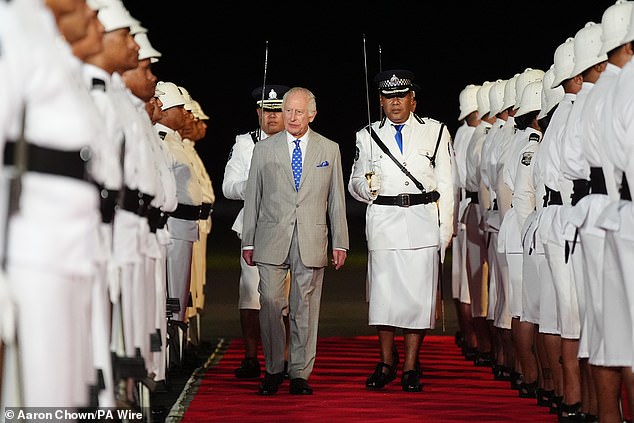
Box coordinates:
[181,335,555,422]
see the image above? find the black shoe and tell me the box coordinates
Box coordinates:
[518,380,538,398]
[558,402,582,422]
[510,370,523,390]
[550,395,563,414]
[401,369,422,392]
[289,378,313,395]
[258,372,284,395]
[235,357,261,379]
[536,388,554,407]
[463,346,478,361]
[365,362,397,390]
[473,351,493,367]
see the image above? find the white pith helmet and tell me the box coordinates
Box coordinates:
[599,0,634,55]
[135,32,162,63]
[537,65,565,120]
[551,37,576,88]
[156,81,186,111]
[458,84,480,121]
[515,81,543,118]
[476,81,494,118]
[488,79,508,117]
[97,3,140,33]
[513,68,545,111]
[501,73,520,111]
[571,22,608,76]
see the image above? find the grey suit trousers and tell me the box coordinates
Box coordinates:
[257,224,324,380]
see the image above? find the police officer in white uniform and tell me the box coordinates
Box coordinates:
[452,84,480,358]
[349,69,453,392]
[222,85,291,379]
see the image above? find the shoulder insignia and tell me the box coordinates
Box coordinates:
[413,114,424,124]
[378,116,387,129]
[249,130,260,144]
[528,133,540,142]
[423,116,441,124]
[521,151,533,166]
[485,127,490,134]
[158,131,167,140]
[354,146,360,161]
[91,78,106,91]
[227,145,234,161]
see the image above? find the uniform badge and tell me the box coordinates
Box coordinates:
[354,146,359,161]
[521,151,533,166]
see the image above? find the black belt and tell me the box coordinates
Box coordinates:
[200,202,213,219]
[4,140,91,182]
[590,167,607,195]
[373,191,440,207]
[170,203,202,220]
[121,187,153,217]
[571,179,590,206]
[466,190,479,204]
[96,185,119,224]
[621,173,631,201]
[147,206,169,232]
[543,186,563,207]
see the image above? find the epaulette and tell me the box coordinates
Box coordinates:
[91,78,106,91]
[528,133,540,142]
[158,131,167,140]
[413,114,425,124]
[423,116,442,125]
[249,129,260,144]
[378,116,387,129]
[356,123,372,133]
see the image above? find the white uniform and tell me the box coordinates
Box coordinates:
[184,138,214,319]
[571,64,630,367]
[349,114,454,329]
[537,93,581,341]
[156,123,202,322]
[451,122,473,304]
[463,120,490,318]
[599,59,634,369]
[2,0,101,407]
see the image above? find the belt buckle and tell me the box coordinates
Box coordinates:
[397,193,410,207]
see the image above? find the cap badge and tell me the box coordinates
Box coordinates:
[268,89,278,100]
[389,74,399,84]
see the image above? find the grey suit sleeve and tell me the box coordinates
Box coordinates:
[328,144,350,251]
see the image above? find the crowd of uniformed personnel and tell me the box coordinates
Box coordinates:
[451,2,634,422]
[0,0,213,418]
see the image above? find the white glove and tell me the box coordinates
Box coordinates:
[0,273,17,344]
[368,173,381,197]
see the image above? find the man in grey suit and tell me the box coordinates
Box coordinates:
[242,87,349,396]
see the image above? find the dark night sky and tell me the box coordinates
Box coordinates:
[125,0,617,216]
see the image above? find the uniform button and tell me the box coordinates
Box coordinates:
[296,205,299,208]
[405,181,409,186]
[403,162,407,166]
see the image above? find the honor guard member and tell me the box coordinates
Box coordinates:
[349,69,454,392]
[177,86,213,346]
[74,0,139,407]
[1,0,103,408]
[452,83,480,359]
[575,4,634,420]
[222,84,292,379]
[154,81,203,366]
[598,3,634,419]
[121,28,177,392]
[463,80,495,367]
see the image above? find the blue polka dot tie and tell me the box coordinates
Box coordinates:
[393,124,404,153]
[292,139,302,191]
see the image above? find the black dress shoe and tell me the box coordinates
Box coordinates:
[289,378,313,395]
[401,370,422,392]
[518,380,538,398]
[365,362,397,390]
[258,372,284,395]
[235,357,261,379]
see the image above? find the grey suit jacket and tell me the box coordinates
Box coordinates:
[242,129,349,267]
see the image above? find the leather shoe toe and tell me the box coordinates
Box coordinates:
[258,372,284,395]
[401,370,422,392]
[289,378,313,395]
[365,362,396,390]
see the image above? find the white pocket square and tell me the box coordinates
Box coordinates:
[316,161,329,167]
